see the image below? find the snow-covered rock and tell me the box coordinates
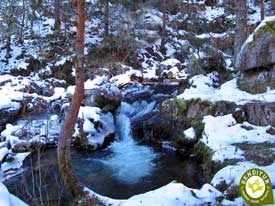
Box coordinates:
[86,182,223,206]
[178,72,275,105]
[157,59,181,78]
[83,77,122,113]
[236,16,275,71]
[75,106,115,150]
[184,127,196,140]
[211,161,275,187]
[201,114,275,162]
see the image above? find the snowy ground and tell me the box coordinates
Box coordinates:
[0,0,274,205]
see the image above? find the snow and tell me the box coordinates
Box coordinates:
[160,58,180,67]
[0,182,27,206]
[184,127,196,140]
[196,31,233,39]
[202,114,275,162]
[238,16,275,57]
[178,72,275,105]
[211,161,275,187]
[1,124,22,143]
[201,6,225,22]
[0,148,9,163]
[85,182,222,206]
[78,106,115,148]
[1,152,30,174]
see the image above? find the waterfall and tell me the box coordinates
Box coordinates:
[115,113,133,143]
[99,102,158,184]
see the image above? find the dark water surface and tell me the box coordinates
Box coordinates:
[72,143,205,199]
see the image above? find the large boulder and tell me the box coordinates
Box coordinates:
[237,67,275,94]
[236,16,275,71]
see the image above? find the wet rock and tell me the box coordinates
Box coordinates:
[11,114,62,146]
[141,114,173,142]
[12,141,31,153]
[236,17,275,71]
[123,85,154,104]
[0,147,9,163]
[84,84,122,113]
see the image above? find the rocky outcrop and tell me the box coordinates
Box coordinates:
[240,102,275,127]
[84,83,122,113]
[237,67,275,94]
[236,17,275,71]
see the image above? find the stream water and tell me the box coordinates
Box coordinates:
[72,103,205,199]
[4,99,205,204]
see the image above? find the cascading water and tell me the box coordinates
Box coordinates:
[99,102,158,184]
[67,101,204,198]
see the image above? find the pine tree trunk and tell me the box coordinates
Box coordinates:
[57,1,104,204]
[54,0,61,31]
[5,35,11,60]
[19,0,26,44]
[260,0,264,21]
[104,0,109,38]
[272,0,275,11]
[160,0,167,54]
[234,0,247,63]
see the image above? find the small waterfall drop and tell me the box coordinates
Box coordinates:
[99,102,158,184]
[115,113,133,143]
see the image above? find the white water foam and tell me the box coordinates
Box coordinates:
[100,102,158,184]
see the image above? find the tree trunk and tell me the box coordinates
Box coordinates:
[260,0,264,21]
[57,1,104,205]
[54,0,61,31]
[19,0,26,44]
[104,0,109,38]
[5,35,11,60]
[234,0,247,63]
[160,0,167,54]
[272,0,275,11]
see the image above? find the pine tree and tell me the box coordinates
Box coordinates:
[234,0,247,64]
[57,0,104,204]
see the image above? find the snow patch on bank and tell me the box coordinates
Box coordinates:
[202,114,275,162]
[85,182,222,206]
[178,72,275,105]
[211,161,275,187]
